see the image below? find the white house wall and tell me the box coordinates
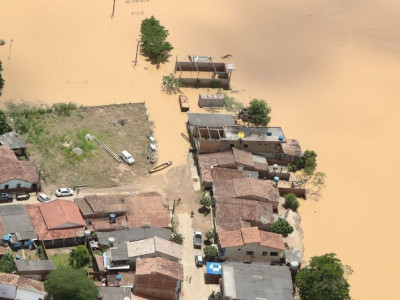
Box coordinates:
[16,287,43,300]
[0,179,32,190]
[0,283,17,299]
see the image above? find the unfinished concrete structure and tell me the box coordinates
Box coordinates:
[174,58,235,90]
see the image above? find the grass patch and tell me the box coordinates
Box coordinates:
[49,253,70,268]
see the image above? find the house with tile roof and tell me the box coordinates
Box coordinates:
[213,177,280,211]
[0,273,44,300]
[126,192,171,229]
[214,197,274,233]
[133,257,183,300]
[0,146,39,193]
[26,200,86,248]
[218,227,285,263]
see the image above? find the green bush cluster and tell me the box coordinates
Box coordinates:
[283,193,299,211]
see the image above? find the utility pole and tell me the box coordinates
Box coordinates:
[134,39,141,66]
[111,0,116,18]
[8,38,13,59]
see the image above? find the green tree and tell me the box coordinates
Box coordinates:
[205,230,214,242]
[283,193,299,211]
[0,252,14,273]
[69,245,91,269]
[0,109,9,135]
[162,73,182,94]
[200,196,212,210]
[294,150,318,175]
[246,99,272,126]
[0,61,4,90]
[45,267,98,300]
[295,253,352,300]
[204,245,218,261]
[140,16,173,64]
[170,233,184,245]
[269,218,294,238]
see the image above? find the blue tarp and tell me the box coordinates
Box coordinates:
[206,262,222,275]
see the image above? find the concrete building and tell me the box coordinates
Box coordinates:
[98,287,132,300]
[0,205,37,249]
[15,259,56,281]
[220,262,293,300]
[0,132,26,156]
[26,200,86,248]
[0,146,39,193]
[218,227,285,264]
[0,273,44,300]
[133,257,183,300]
[103,236,182,271]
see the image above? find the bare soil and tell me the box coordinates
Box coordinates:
[12,103,154,190]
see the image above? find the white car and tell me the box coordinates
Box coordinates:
[195,254,204,267]
[55,188,74,197]
[37,193,51,203]
[120,150,135,165]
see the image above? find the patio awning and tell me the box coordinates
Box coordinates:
[206,262,222,275]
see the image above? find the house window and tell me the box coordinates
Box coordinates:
[244,144,248,148]
[4,185,9,190]
[17,183,21,188]
[270,252,279,256]
[230,144,234,148]
[262,252,268,256]
[238,248,241,251]
[246,251,254,256]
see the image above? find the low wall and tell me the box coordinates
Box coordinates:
[180,78,230,90]
[278,187,307,199]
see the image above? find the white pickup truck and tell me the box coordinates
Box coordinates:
[193,231,203,249]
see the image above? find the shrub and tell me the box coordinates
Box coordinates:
[200,196,212,210]
[205,230,214,241]
[69,245,91,269]
[170,233,184,245]
[204,245,218,261]
[283,193,299,211]
[0,252,14,273]
[246,99,272,126]
[269,218,294,238]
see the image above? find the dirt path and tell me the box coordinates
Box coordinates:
[177,213,219,300]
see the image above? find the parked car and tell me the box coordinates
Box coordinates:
[120,150,135,165]
[0,193,13,203]
[37,193,51,203]
[193,231,203,249]
[16,193,30,201]
[195,254,204,267]
[55,188,74,197]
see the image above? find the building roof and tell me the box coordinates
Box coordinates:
[75,194,129,217]
[221,263,293,300]
[98,287,132,300]
[96,227,172,246]
[214,177,280,203]
[39,200,86,229]
[281,139,303,157]
[110,243,129,261]
[223,126,286,142]
[15,259,56,272]
[126,192,171,228]
[26,203,85,241]
[211,168,245,183]
[215,197,273,232]
[87,215,129,232]
[126,237,182,260]
[0,146,39,184]
[198,149,267,183]
[0,273,44,293]
[0,204,37,241]
[136,257,183,281]
[187,113,236,127]
[0,132,26,150]
[219,228,284,250]
[106,272,135,287]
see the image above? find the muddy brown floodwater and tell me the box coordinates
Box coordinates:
[1,0,400,298]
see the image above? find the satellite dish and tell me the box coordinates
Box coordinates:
[238,131,245,139]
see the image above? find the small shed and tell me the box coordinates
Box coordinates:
[179,95,190,112]
[205,262,222,284]
[198,93,225,108]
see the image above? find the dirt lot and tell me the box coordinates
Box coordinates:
[5,102,154,190]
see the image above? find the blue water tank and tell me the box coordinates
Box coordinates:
[274,176,280,183]
[266,131,272,136]
[3,235,10,242]
[116,275,122,281]
[16,255,21,260]
[278,135,284,141]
